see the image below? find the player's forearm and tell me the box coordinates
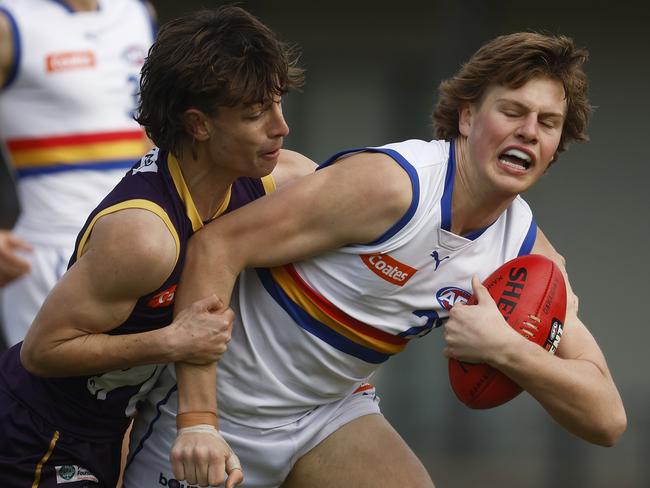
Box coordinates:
[21,326,176,377]
[176,361,218,417]
[176,232,240,313]
[492,339,626,446]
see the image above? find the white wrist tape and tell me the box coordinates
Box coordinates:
[176,424,242,472]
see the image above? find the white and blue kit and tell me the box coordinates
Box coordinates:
[125,139,537,487]
[0,0,155,345]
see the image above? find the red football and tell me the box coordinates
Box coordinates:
[448,254,567,409]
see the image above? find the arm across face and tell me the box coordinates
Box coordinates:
[175,150,414,311]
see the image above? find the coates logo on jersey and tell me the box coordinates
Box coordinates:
[360,253,417,286]
[46,51,95,73]
[148,285,176,308]
[436,286,471,311]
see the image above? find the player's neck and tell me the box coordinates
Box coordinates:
[175,149,236,223]
[452,139,515,236]
[62,0,99,12]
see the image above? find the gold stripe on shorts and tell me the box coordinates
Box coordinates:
[32,430,60,488]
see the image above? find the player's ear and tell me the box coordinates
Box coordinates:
[458,103,474,137]
[182,108,211,142]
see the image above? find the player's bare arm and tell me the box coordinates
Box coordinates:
[272,148,317,186]
[183,150,413,304]
[0,11,13,87]
[20,208,233,377]
[444,229,626,446]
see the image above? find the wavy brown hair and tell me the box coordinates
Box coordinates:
[136,5,304,156]
[433,32,591,161]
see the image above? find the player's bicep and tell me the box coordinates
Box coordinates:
[26,209,177,342]
[271,149,317,188]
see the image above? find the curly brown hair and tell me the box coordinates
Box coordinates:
[136,5,304,156]
[433,32,591,161]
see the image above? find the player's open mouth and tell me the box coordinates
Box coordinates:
[498,148,533,171]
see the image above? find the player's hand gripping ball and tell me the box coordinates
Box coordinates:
[448,254,566,409]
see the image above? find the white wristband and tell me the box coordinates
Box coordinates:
[176,424,242,472]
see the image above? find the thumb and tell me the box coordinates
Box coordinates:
[225,452,244,488]
[470,274,490,303]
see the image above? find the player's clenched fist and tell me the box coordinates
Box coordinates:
[166,294,235,364]
[170,425,243,488]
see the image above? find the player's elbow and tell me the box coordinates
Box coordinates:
[589,406,627,447]
[20,340,48,376]
[20,336,56,377]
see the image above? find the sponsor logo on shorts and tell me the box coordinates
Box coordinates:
[436,286,471,310]
[148,285,177,308]
[46,51,95,72]
[360,253,417,286]
[55,465,98,484]
[159,472,202,488]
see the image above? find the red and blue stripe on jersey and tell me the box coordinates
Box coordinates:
[257,264,408,364]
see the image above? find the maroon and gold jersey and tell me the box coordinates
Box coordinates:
[0,147,273,441]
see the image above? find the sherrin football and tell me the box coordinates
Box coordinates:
[448,254,566,409]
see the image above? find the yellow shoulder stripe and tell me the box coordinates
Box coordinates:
[76,199,180,264]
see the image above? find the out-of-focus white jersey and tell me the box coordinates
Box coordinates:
[0,0,154,243]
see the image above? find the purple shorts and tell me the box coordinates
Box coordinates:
[0,387,122,487]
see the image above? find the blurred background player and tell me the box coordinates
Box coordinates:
[0,0,156,347]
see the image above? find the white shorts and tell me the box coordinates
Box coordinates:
[124,382,381,488]
[1,241,72,346]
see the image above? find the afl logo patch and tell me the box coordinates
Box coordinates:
[436,286,471,310]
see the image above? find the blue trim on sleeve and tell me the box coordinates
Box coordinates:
[16,160,134,178]
[256,268,390,364]
[317,146,420,247]
[517,219,537,256]
[317,147,365,169]
[0,7,21,89]
[440,141,456,232]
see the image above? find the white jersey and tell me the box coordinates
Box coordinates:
[143,139,537,431]
[0,0,154,243]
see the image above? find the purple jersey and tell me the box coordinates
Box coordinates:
[0,147,270,442]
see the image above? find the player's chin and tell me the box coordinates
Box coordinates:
[256,150,281,174]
